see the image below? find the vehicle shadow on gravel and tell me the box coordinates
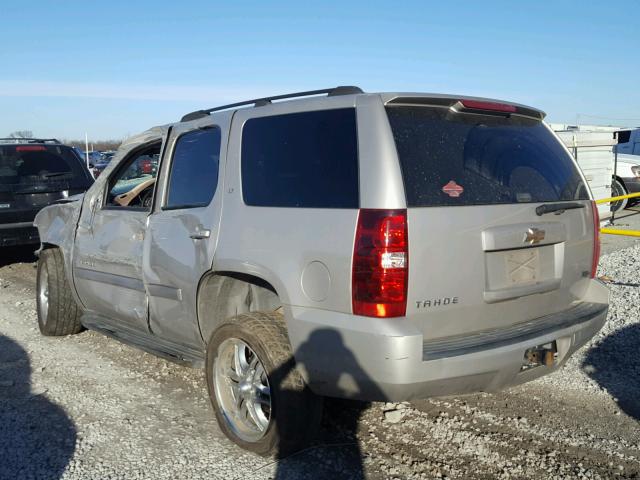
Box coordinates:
[272,329,381,480]
[0,335,76,479]
[582,324,640,419]
[0,245,38,267]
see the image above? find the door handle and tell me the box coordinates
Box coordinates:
[189,229,211,240]
[77,222,92,233]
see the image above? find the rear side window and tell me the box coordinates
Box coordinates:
[165,128,221,209]
[241,109,359,208]
[386,106,590,207]
[617,130,631,144]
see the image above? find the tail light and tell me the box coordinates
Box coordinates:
[352,209,408,317]
[590,201,600,278]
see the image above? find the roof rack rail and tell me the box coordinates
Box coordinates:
[180,85,364,122]
[0,138,61,144]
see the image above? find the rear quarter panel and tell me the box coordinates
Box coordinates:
[214,94,411,314]
[214,96,365,313]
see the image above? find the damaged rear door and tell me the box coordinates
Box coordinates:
[142,114,228,347]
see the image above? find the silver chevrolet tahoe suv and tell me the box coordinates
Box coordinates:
[34,86,609,455]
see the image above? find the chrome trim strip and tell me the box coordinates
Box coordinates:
[147,283,182,301]
[481,222,566,252]
[74,267,145,292]
[422,303,607,361]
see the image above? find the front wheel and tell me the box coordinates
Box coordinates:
[206,311,323,456]
[611,178,628,212]
[36,248,83,336]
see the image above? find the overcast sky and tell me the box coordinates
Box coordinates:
[1,1,638,140]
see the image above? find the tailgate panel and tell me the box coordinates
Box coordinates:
[384,103,595,342]
[406,203,594,341]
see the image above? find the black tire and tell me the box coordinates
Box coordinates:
[36,248,83,336]
[611,178,628,212]
[206,311,323,457]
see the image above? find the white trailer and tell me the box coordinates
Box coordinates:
[550,125,617,220]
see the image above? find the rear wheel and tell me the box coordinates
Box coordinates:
[611,178,628,212]
[36,248,83,336]
[206,311,323,456]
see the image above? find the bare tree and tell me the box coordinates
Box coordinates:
[8,130,34,139]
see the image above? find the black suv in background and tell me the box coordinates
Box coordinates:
[0,138,93,246]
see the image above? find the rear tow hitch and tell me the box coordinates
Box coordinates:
[522,342,557,371]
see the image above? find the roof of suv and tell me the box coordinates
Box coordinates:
[0,138,63,145]
[179,86,545,123]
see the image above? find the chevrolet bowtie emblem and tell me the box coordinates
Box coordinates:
[524,227,546,245]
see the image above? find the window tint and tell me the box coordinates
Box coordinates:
[241,109,359,208]
[0,145,91,188]
[617,130,631,144]
[106,143,160,210]
[386,106,589,207]
[166,128,221,209]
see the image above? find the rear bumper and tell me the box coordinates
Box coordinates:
[287,282,609,402]
[0,222,39,246]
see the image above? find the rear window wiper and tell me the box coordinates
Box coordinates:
[41,172,72,178]
[536,202,586,216]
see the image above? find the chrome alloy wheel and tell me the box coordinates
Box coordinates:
[214,338,271,442]
[38,265,49,324]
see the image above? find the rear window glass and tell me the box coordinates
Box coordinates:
[241,109,359,208]
[0,145,88,186]
[386,106,589,207]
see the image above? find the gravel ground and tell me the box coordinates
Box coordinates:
[0,244,639,479]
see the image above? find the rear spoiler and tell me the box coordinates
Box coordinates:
[385,96,545,121]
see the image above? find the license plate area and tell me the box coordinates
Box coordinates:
[483,243,564,303]
[505,248,540,285]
